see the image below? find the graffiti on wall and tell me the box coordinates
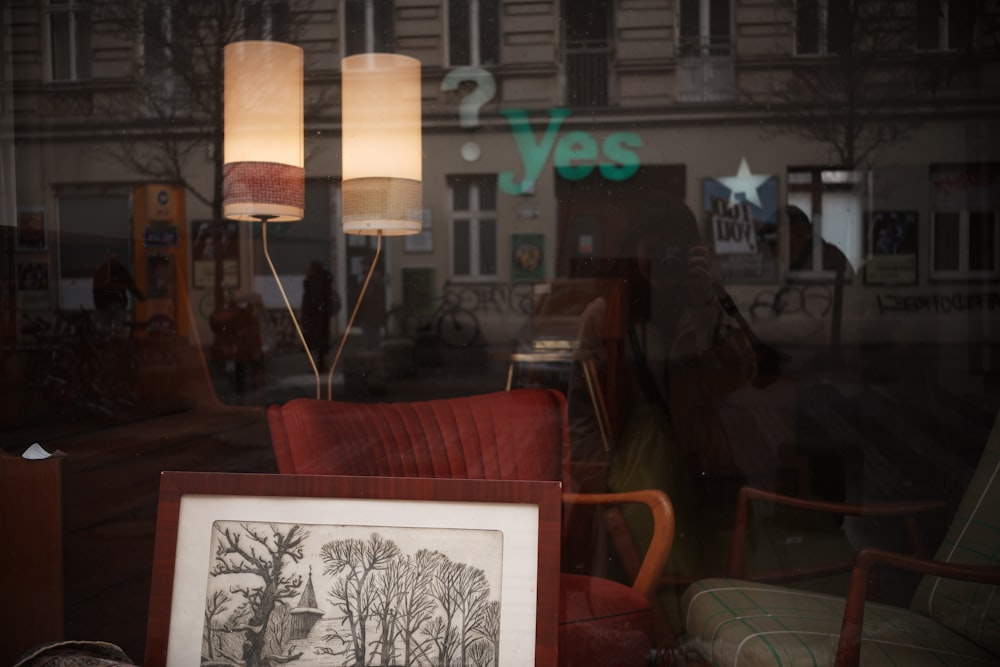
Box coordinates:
[876,293,1000,315]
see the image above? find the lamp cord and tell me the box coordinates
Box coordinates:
[262,220,321,399]
[327,230,382,400]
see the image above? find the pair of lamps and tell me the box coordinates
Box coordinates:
[222,41,422,399]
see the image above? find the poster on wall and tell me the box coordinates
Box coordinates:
[701,159,779,283]
[865,210,918,286]
[511,233,544,282]
[191,220,240,289]
[16,208,46,251]
[17,261,50,310]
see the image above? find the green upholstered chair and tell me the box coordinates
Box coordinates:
[681,411,1000,666]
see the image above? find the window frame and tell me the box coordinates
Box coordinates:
[930,210,1000,281]
[47,0,91,82]
[786,167,863,281]
[342,0,395,57]
[677,0,732,58]
[794,0,851,57]
[447,0,501,67]
[449,175,498,281]
[244,1,292,42]
[916,0,979,52]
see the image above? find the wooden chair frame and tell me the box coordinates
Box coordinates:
[835,548,1000,667]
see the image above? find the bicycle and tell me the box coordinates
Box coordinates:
[384,290,481,348]
[42,309,140,418]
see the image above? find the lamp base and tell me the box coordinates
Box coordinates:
[342,176,422,235]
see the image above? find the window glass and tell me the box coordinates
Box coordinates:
[48,0,90,81]
[932,212,961,271]
[5,4,1000,665]
[345,0,393,55]
[969,211,997,272]
[449,175,497,279]
[50,13,72,80]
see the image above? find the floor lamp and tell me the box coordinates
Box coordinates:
[222,41,321,399]
[326,53,423,400]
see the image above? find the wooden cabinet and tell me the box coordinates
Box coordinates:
[0,451,64,664]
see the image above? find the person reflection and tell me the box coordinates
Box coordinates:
[787,205,852,358]
[607,198,757,617]
[787,204,851,274]
[301,260,339,368]
[92,251,144,336]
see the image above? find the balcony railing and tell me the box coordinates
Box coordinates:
[565,39,612,108]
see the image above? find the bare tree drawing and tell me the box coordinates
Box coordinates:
[210,522,307,667]
[313,532,502,667]
[473,600,501,667]
[318,533,402,667]
[394,550,447,666]
[441,561,491,667]
[204,589,234,662]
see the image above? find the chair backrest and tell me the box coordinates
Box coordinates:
[910,410,1000,654]
[267,389,570,486]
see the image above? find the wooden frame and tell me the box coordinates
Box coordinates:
[145,471,561,667]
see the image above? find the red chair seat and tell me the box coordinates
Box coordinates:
[560,573,652,667]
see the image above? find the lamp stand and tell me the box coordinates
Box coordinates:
[260,218,321,399]
[326,230,382,400]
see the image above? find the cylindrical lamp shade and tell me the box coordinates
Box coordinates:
[342,53,422,235]
[224,41,304,222]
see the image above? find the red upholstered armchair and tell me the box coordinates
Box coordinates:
[267,389,675,667]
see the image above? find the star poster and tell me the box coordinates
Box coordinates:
[703,158,779,283]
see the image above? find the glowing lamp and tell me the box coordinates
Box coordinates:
[224,41,304,222]
[341,53,423,235]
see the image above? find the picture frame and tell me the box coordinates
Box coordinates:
[511,233,544,282]
[145,471,561,667]
[191,220,240,289]
[16,260,51,310]
[864,210,918,286]
[16,207,46,251]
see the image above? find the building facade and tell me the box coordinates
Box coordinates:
[3,1,998,360]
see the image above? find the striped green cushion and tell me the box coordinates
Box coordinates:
[682,578,997,666]
[910,412,1000,655]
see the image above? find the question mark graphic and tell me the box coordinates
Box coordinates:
[441,67,496,162]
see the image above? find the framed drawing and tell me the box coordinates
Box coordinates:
[145,472,561,667]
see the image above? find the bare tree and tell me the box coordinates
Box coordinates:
[450,563,491,667]
[759,1,940,168]
[428,557,492,667]
[211,522,307,667]
[203,589,233,661]
[396,550,446,666]
[368,554,405,666]
[91,0,320,312]
[320,533,402,667]
[473,600,501,667]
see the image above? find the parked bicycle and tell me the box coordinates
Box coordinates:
[40,308,140,418]
[385,289,481,348]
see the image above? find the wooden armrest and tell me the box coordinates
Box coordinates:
[563,489,675,598]
[728,485,947,578]
[835,548,1000,667]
